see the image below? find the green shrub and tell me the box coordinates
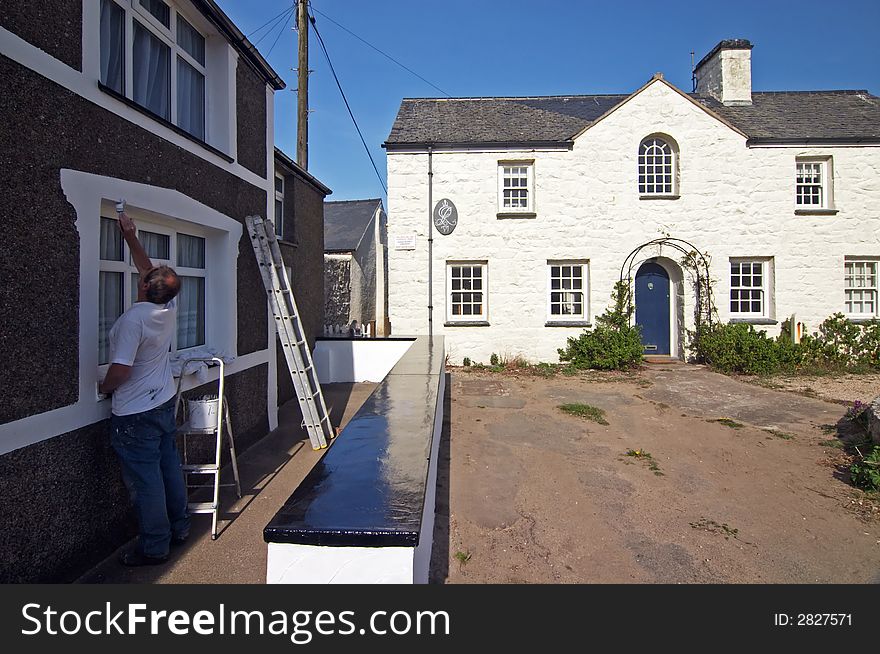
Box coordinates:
[490,353,500,366]
[692,323,802,375]
[850,446,880,491]
[800,313,880,368]
[558,281,643,371]
[462,357,471,367]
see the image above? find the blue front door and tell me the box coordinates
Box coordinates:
[635,262,670,355]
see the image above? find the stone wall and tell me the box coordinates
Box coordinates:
[387,80,880,364]
[324,255,352,326]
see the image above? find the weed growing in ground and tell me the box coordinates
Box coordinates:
[559,403,609,425]
[453,550,472,569]
[624,449,664,475]
[819,439,845,449]
[763,429,795,440]
[708,418,745,429]
[850,445,880,491]
[690,517,739,539]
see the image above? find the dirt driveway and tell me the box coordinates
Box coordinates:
[431,364,880,583]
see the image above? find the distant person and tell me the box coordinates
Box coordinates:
[99,210,190,566]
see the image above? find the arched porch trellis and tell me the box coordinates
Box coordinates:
[618,237,717,333]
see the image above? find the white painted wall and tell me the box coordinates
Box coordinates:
[313,339,414,383]
[387,80,880,364]
[267,543,415,584]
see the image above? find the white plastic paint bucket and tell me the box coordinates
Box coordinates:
[188,395,219,429]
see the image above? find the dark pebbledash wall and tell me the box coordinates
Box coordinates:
[276,171,326,407]
[0,366,266,583]
[0,0,82,71]
[237,63,267,178]
[0,54,269,424]
[0,52,272,581]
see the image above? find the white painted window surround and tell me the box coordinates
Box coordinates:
[0,168,275,458]
[844,258,878,317]
[729,258,773,318]
[447,262,487,321]
[274,173,284,237]
[100,0,218,144]
[796,157,833,209]
[638,136,676,195]
[547,261,588,321]
[498,161,534,213]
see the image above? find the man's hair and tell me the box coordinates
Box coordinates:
[143,265,181,304]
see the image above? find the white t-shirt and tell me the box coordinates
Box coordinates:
[108,298,177,416]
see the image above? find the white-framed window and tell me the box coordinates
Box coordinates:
[548,262,588,321]
[498,161,534,213]
[99,215,207,365]
[795,157,832,209]
[729,259,767,316]
[275,174,284,238]
[844,258,878,317]
[447,262,487,321]
[100,0,207,140]
[638,136,676,195]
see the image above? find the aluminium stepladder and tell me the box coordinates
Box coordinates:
[174,357,242,540]
[245,215,334,450]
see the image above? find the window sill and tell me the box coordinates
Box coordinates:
[729,318,778,325]
[444,321,490,327]
[639,194,680,201]
[278,238,299,248]
[794,208,838,215]
[496,212,537,219]
[846,317,879,324]
[98,82,235,164]
[545,320,591,327]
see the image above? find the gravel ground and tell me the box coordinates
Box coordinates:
[431,364,880,584]
[748,373,880,406]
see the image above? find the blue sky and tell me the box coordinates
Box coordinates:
[215,0,880,203]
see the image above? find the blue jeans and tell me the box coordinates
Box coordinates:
[111,397,190,558]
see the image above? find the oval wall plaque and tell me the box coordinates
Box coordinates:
[432,198,458,235]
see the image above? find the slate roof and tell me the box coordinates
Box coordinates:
[324,199,383,252]
[384,89,880,147]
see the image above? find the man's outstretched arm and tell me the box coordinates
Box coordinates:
[119,211,153,275]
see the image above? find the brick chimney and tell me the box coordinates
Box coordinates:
[694,39,753,106]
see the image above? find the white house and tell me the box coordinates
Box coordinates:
[384,39,880,364]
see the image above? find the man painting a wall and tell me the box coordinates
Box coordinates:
[98,208,190,566]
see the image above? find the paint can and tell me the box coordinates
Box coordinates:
[188,395,220,430]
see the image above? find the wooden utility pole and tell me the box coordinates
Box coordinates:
[296,0,308,168]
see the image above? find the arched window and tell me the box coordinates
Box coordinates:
[638,136,676,196]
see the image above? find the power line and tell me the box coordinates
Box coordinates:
[310,6,450,98]
[265,6,295,58]
[252,5,295,48]
[246,3,295,39]
[309,12,387,194]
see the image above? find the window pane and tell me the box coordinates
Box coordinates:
[177,233,205,268]
[100,217,123,261]
[133,21,171,120]
[99,0,125,93]
[275,199,283,237]
[139,231,170,259]
[177,57,205,139]
[139,0,170,28]
[275,176,284,194]
[99,271,123,365]
[178,276,205,348]
[176,15,205,65]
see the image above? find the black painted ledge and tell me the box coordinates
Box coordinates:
[264,335,444,547]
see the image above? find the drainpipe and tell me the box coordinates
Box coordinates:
[427,147,434,335]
